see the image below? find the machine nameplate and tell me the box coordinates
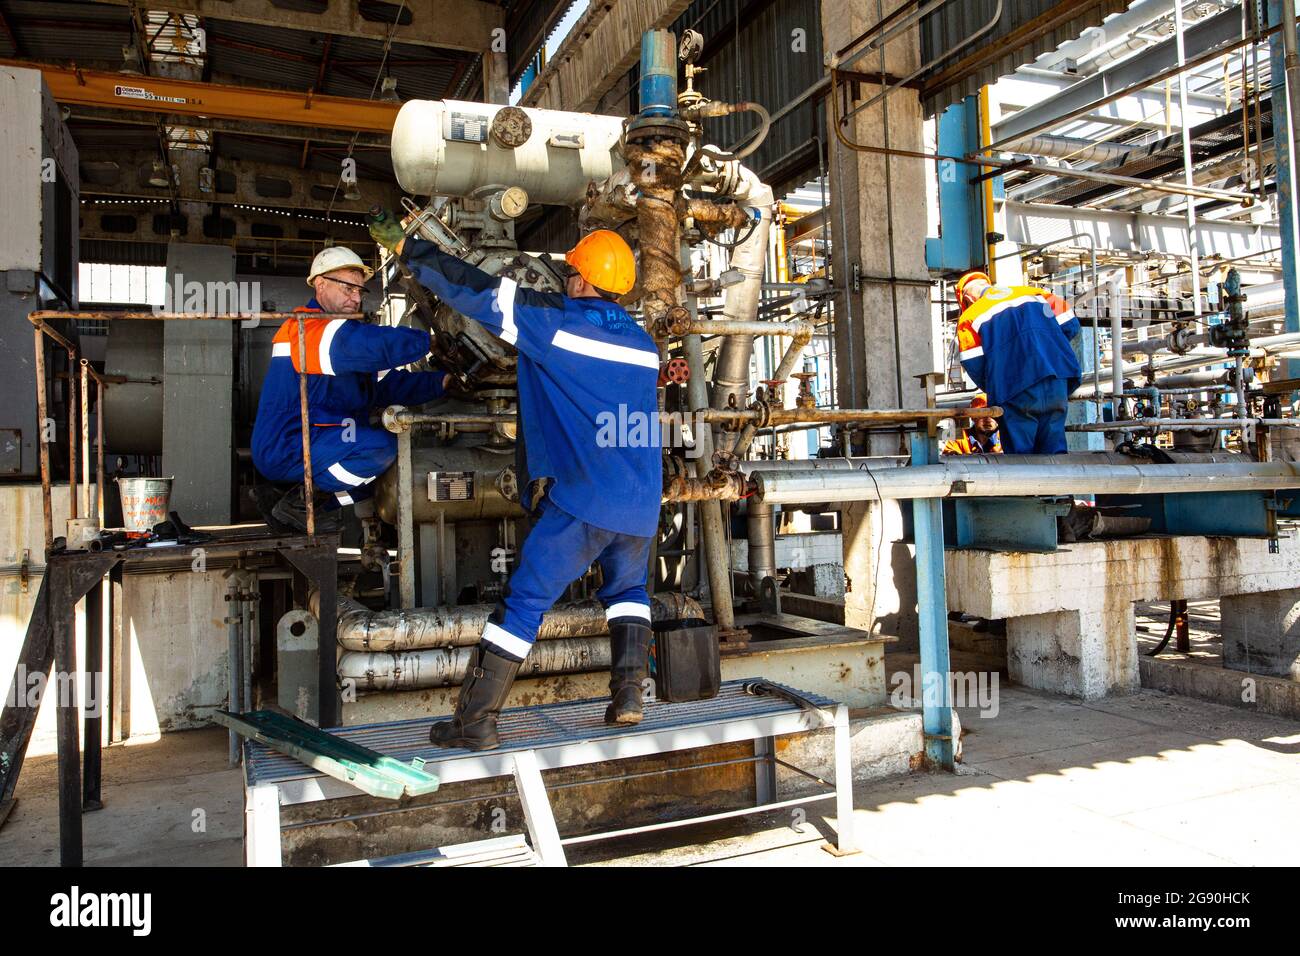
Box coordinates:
[447,112,490,143]
[428,471,475,502]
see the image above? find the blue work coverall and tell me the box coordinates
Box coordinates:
[957,286,1081,454]
[401,240,662,661]
[251,300,446,506]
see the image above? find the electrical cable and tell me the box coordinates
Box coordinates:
[701,214,761,250]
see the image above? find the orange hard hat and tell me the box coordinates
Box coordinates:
[565,229,636,295]
[970,392,989,409]
[956,271,991,302]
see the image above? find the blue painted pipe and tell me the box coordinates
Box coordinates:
[639,30,678,118]
[1269,1,1300,380]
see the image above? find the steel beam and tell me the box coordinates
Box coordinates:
[1002,200,1280,260]
[991,6,1246,145]
[89,0,503,53]
[1030,0,1178,71]
[0,60,400,132]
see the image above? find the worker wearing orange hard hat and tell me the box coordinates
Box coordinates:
[955,270,1081,454]
[943,393,1003,455]
[369,212,660,749]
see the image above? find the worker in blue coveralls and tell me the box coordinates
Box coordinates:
[369,211,661,751]
[251,246,450,533]
[955,271,1081,454]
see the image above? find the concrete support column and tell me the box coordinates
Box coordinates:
[483,48,510,105]
[841,499,917,643]
[822,0,935,650]
[821,0,937,456]
[1006,603,1139,700]
[1221,590,1300,678]
[162,242,235,525]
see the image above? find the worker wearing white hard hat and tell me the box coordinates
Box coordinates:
[250,245,449,532]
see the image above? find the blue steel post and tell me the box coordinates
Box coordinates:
[911,432,954,768]
[1270,0,1300,379]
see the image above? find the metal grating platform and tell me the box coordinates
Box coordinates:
[245,679,838,790]
[240,679,854,866]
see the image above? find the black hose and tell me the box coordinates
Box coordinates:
[1147,600,1184,656]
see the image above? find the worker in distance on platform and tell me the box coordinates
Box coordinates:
[369,210,661,751]
[251,246,451,533]
[942,393,1002,455]
[954,270,1081,454]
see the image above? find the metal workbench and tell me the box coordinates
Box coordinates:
[0,525,340,866]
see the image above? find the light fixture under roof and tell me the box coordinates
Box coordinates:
[148,160,172,189]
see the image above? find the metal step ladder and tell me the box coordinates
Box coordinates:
[242,680,856,866]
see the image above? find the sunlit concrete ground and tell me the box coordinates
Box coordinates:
[3,662,1297,866]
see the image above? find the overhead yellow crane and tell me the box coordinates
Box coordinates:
[0,59,401,132]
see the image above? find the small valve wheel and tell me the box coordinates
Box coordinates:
[792,371,817,409]
[658,357,690,386]
[760,378,786,404]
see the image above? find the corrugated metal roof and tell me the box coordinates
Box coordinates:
[669,0,826,195]
[919,0,1133,115]
[0,0,132,64]
[202,16,471,100]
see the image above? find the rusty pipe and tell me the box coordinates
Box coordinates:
[296,315,315,538]
[696,405,1000,427]
[67,352,77,522]
[627,136,687,341]
[682,319,813,338]
[34,329,52,550]
[663,470,752,502]
[79,360,91,521]
[30,310,368,322]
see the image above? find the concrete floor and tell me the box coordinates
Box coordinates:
[3,672,1297,866]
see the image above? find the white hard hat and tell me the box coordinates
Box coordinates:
[307,246,374,287]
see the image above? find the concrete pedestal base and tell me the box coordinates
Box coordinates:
[947,535,1300,700]
[1007,605,1138,700]
[1221,590,1300,678]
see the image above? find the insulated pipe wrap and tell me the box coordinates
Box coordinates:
[330,593,705,652]
[338,637,610,694]
[755,460,1300,504]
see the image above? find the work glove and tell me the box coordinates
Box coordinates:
[368,206,407,252]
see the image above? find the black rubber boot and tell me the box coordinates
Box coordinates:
[430,642,522,750]
[605,622,654,725]
[271,484,342,534]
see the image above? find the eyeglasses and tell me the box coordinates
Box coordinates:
[321,275,368,295]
